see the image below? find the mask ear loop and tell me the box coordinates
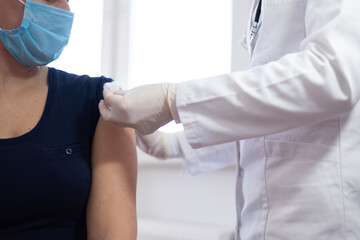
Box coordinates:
[0,0,26,30]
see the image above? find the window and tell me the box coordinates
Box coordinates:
[49,0,104,77]
[128,0,233,132]
[129,0,233,87]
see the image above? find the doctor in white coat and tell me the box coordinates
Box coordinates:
[99,0,360,239]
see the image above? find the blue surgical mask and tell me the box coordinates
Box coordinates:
[0,0,74,66]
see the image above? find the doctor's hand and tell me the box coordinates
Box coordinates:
[99,83,180,135]
[136,130,183,159]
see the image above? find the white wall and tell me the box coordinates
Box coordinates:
[137,153,237,226]
[49,0,103,77]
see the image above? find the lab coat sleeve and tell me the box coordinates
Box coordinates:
[176,0,360,148]
[175,131,236,175]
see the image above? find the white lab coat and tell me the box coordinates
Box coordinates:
[176,0,360,239]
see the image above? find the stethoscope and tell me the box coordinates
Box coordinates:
[242,0,262,49]
[249,0,262,43]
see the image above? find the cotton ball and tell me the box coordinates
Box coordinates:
[103,81,124,95]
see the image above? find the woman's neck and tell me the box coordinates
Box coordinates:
[0,46,45,91]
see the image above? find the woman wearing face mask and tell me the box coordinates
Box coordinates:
[0,0,137,239]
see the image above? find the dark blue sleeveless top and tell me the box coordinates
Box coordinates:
[0,68,112,239]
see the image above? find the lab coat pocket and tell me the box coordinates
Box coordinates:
[44,142,91,181]
[264,140,344,239]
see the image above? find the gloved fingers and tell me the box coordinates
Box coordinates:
[114,89,124,95]
[103,87,112,100]
[102,88,123,107]
[103,81,125,95]
[100,94,136,129]
[101,83,175,135]
[98,100,113,122]
[99,99,130,128]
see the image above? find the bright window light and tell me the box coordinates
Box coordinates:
[129,0,232,132]
[49,0,104,77]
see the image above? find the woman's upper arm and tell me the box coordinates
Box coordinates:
[86,117,138,240]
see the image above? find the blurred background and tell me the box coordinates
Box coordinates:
[50,0,252,239]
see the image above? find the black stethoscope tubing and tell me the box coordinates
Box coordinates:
[254,0,262,24]
[249,0,262,42]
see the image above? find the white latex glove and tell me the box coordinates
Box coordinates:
[103,81,124,95]
[136,130,183,159]
[99,83,180,135]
